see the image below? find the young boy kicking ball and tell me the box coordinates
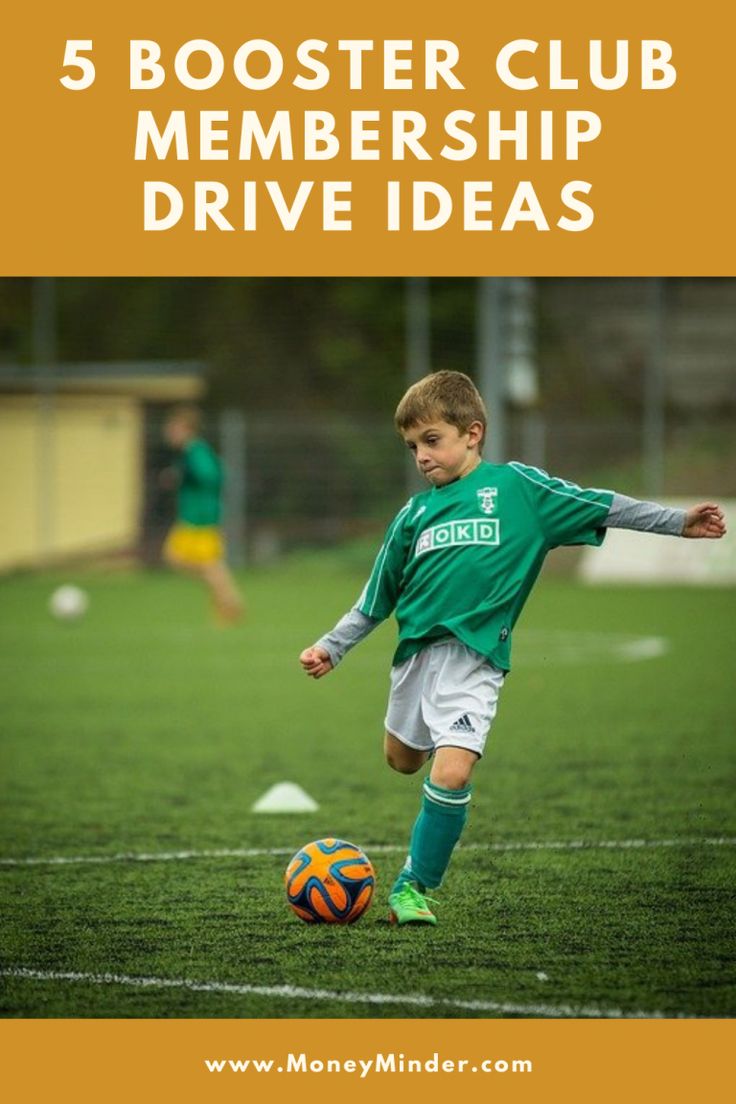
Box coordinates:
[299,371,726,925]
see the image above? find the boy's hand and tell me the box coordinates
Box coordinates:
[682,503,727,539]
[158,466,180,491]
[299,646,334,679]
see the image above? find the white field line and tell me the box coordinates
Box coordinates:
[0,966,696,1019]
[1,837,734,869]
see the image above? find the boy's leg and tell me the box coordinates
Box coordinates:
[392,747,477,896]
[202,561,244,622]
[388,644,503,924]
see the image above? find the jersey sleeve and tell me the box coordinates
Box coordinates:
[356,500,414,621]
[510,462,613,547]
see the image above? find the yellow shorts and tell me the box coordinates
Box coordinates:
[163,524,224,567]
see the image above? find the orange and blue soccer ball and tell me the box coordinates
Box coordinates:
[284,838,376,924]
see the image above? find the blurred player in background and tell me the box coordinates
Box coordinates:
[161,405,243,623]
[300,370,726,927]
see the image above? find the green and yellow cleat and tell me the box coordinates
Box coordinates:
[388,882,438,926]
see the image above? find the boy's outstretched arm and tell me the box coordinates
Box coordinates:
[605,494,727,538]
[300,607,380,679]
[299,497,413,680]
[681,502,727,539]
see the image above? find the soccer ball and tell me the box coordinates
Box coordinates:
[49,585,89,621]
[284,838,376,924]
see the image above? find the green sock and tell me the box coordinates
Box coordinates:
[392,778,472,894]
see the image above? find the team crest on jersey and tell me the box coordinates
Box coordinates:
[477,487,498,515]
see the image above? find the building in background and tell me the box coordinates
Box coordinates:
[0,361,204,572]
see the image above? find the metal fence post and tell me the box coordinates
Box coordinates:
[219,408,247,566]
[476,277,506,463]
[405,277,431,493]
[644,278,666,498]
[32,277,57,561]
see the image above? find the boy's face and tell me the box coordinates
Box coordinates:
[163,417,193,449]
[402,419,483,486]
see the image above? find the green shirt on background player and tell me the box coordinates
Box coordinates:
[175,437,223,527]
[300,370,726,927]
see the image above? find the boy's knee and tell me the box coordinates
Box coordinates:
[389,761,423,776]
[384,733,426,775]
[430,749,478,791]
[430,765,472,790]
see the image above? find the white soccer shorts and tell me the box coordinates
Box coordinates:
[384,639,505,758]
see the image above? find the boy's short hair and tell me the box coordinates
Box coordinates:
[166,404,202,434]
[394,370,487,444]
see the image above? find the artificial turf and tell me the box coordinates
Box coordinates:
[1,561,734,1017]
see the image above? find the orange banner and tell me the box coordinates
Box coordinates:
[1,1018,733,1103]
[2,0,734,274]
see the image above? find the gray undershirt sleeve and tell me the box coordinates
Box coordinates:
[606,493,686,536]
[314,607,380,668]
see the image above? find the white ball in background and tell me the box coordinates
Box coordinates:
[49,585,89,621]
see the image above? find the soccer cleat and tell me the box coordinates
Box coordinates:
[388,882,438,926]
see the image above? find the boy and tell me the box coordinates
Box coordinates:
[299,371,726,926]
[162,405,244,623]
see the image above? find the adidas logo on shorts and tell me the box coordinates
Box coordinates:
[449,713,476,734]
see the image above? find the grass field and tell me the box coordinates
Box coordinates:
[1,559,734,1019]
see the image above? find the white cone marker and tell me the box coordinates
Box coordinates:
[251,782,319,814]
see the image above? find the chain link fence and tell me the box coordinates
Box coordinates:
[2,277,734,572]
[140,404,736,567]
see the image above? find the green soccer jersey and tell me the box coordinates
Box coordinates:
[357,460,614,671]
[176,439,223,526]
